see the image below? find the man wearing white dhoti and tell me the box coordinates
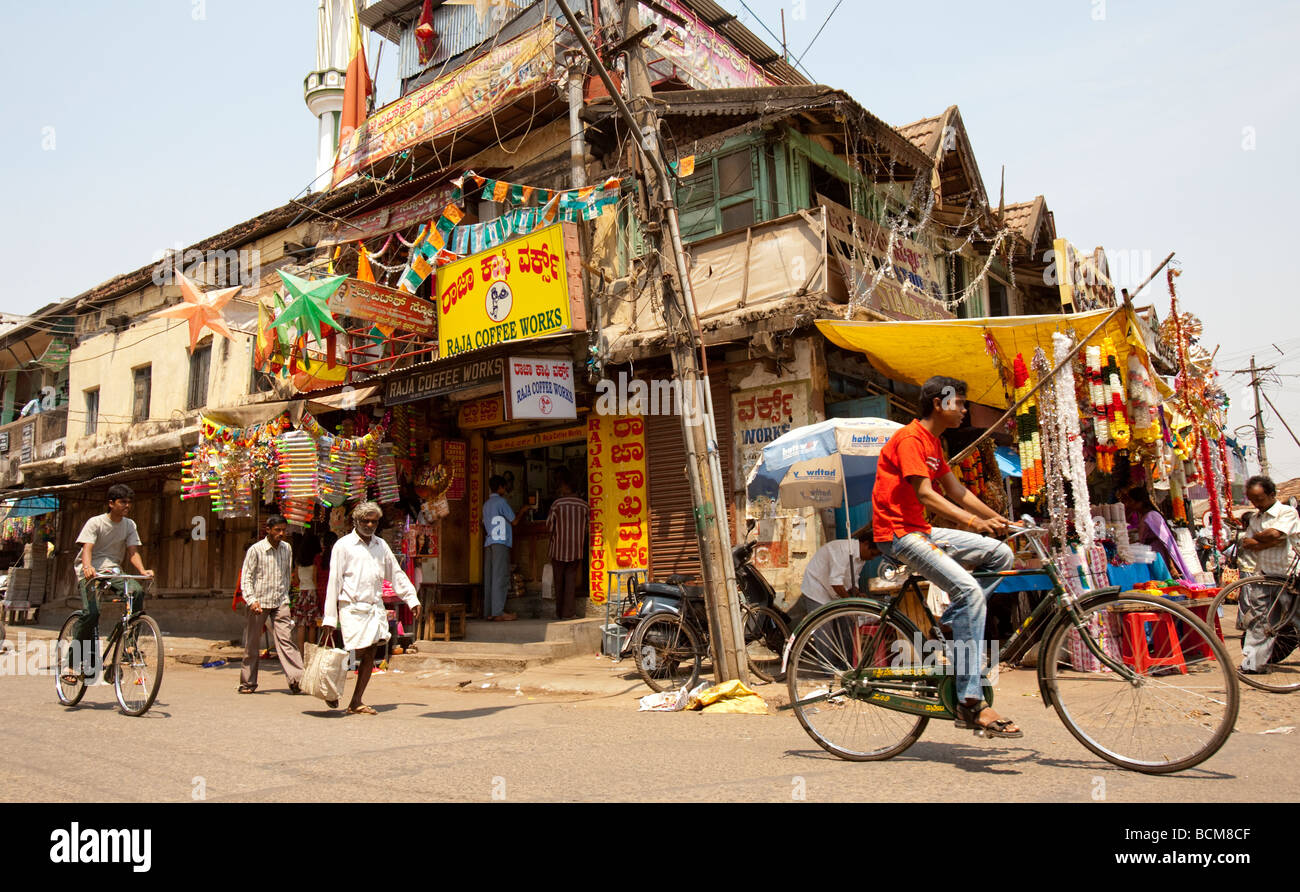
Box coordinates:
[321,502,421,715]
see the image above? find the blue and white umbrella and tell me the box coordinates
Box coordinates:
[745,417,902,509]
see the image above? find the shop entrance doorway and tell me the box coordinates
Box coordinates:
[487,443,588,614]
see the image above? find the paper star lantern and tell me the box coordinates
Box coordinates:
[153,270,239,352]
[271,271,347,346]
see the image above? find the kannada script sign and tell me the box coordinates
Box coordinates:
[436,223,584,359]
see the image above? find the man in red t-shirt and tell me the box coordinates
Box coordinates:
[872,375,1021,738]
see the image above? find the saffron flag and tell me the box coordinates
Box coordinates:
[334,0,372,182]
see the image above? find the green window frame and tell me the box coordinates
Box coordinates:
[675,138,776,242]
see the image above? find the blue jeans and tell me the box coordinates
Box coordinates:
[878,528,1014,703]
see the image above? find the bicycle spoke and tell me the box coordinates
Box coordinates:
[1045,595,1237,773]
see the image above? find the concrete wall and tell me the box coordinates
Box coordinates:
[67,221,313,458]
[729,335,830,610]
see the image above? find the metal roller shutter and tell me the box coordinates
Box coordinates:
[646,372,736,582]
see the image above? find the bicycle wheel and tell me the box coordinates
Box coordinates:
[786,603,928,761]
[1212,576,1300,692]
[742,604,790,684]
[632,612,702,693]
[1042,593,1238,774]
[54,612,88,707]
[113,614,164,716]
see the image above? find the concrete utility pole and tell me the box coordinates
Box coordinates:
[1251,355,1271,478]
[554,0,748,682]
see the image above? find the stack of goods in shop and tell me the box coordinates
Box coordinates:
[184,414,293,519]
[1012,354,1044,499]
[1084,339,1130,474]
[955,441,1008,517]
[183,410,400,521]
[1031,335,1101,592]
[276,428,318,528]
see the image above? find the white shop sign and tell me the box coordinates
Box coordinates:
[507,357,577,421]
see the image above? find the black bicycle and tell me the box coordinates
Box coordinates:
[56,573,164,716]
[629,581,790,692]
[1208,548,1300,693]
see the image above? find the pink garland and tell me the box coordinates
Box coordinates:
[1198,432,1224,550]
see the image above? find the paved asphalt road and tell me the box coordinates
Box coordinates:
[2,650,1298,803]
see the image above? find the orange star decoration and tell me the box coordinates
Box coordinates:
[152,271,240,352]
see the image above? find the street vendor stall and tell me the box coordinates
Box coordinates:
[814,290,1231,610]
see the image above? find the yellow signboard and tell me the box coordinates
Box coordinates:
[587,415,649,606]
[436,223,584,359]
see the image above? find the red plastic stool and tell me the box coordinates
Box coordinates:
[1119,611,1187,674]
[1181,602,1223,661]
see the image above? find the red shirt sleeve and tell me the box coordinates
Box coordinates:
[894,431,933,480]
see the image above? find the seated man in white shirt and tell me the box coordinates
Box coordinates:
[789,526,881,624]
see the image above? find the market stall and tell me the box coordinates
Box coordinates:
[815,283,1234,616]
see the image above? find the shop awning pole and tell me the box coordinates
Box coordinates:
[951,300,1129,467]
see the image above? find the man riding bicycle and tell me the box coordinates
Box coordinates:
[871,376,1021,738]
[65,483,154,683]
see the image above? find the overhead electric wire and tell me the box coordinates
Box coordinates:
[793,0,844,69]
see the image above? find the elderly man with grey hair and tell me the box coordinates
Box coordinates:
[321,501,421,714]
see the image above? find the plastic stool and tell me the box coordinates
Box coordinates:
[1181,602,1222,661]
[1119,611,1187,674]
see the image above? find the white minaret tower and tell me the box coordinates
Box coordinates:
[304,0,357,192]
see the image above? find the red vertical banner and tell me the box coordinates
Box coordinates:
[588,414,648,605]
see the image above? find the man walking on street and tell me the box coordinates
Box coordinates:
[238,514,304,695]
[483,475,532,622]
[547,470,589,619]
[321,502,421,715]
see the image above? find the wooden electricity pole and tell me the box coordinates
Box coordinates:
[555,0,748,682]
[1250,355,1271,478]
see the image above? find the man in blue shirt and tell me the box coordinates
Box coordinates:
[483,475,533,621]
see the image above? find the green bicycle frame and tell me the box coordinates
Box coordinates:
[791,527,1135,719]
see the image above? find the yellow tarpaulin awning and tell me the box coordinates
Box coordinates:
[816,307,1171,410]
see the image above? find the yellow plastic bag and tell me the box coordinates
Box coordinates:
[687,680,769,715]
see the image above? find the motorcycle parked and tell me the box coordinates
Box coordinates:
[616,541,791,692]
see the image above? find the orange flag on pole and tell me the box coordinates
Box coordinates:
[333,0,372,184]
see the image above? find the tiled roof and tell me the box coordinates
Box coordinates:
[895,113,945,156]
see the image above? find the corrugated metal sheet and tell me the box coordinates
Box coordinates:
[398,0,541,81]
[646,372,736,581]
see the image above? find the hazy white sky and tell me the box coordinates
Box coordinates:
[3,0,1297,479]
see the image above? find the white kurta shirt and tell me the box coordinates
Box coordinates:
[324,530,419,650]
[800,540,865,607]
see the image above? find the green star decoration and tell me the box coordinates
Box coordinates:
[270,271,348,345]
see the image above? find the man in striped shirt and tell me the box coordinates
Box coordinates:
[547,471,590,620]
[238,514,304,694]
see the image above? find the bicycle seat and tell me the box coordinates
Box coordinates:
[682,585,705,600]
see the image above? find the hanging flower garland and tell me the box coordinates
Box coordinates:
[1084,346,1115,472]
[1050,334,1096,558]
[1101,337,1131,453]
[1032,348,1070,548]
[1198,428,1225,550]
[982,328,1015,412]
[1013,353,1044,497]
[1126,355,1160,443]
[1218,434,1234,518]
